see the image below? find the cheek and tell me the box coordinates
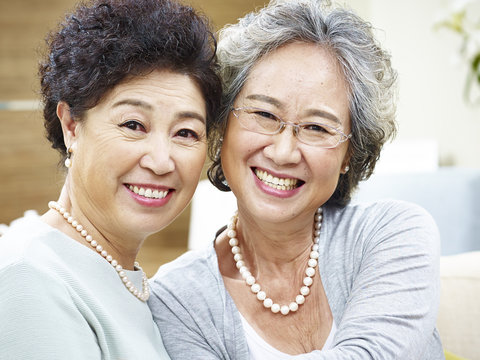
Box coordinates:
[308,150,345,178]
[178,144,207,179]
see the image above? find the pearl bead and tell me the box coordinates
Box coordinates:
[72,220,78,227]
[271,304,280,313]
[90,240,98,247]
[96,245,103,252]
[305,267,316,277]
[315,214,322,222]
[236,260,245,269]
[233,254,243,262]
[101,250,108,257]
[227,229,236,238]
[106,255,113,262]
[229,238,238,246]
[231,246,240,255]
[76,224,83,231]
[86,235,92,242]
[314,230,321,236]
[81,230,87,237]
[241,271,251,280]
[251,283,261,293]
[263,298,273,308]
[303,277,313,286]
[246,275,255,285]
[315,222,322,229]
[67,216,73,223]
[289,302,299,312]
[280,305,290,315]
[300,286,310,296]
[312,244,319,251]
[296,295,305,304]
[310,250,319,260]
[257,291,266,300]
[111,260,118,267]
[239,266,248,274]
[308,259,317,267]
[115,265,122,272]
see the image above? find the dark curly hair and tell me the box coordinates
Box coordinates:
[39,0,222,158]
[207,0,397,206]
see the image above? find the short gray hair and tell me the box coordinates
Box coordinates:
[207,0,397,206]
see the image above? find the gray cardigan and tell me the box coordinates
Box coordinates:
[149,200,445,359]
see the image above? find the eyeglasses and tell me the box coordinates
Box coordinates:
[231,107,352,148]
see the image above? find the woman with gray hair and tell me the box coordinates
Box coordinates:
[149,0,444,358]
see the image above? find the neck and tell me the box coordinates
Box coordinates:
[235,209,317,271]
[43,185,142,269]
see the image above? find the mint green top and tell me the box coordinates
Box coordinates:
[0,215,170,360]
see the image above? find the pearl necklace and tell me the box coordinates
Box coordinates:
[227,207,323,316]
[48,201,149,302]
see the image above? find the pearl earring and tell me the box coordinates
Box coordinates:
[64,147,73,168]
[344,166,350,173]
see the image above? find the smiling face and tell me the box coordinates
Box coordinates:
[64,70,207,240]
[221,42,351,224]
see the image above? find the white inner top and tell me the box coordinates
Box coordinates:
[240,313,336,359]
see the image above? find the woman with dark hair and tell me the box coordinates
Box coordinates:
[0,0,220,358]
[149,0,444,358]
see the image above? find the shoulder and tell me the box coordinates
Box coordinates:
[331,198,435,223]
[1,216,58,272]
[324,199,440,258]
[149,244,223,301]
[327,199,438,236]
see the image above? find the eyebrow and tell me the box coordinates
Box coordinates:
[245,94,341,125]
[113,99,205,123]
[245,94,283,109]
[112,99,153,111]
[177,111,206,124]
[305,109,341,125]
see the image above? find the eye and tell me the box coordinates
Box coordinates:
[120,120,146,132]
[175,128,200,140]
[252,110,278,121]
[303,123,333,134]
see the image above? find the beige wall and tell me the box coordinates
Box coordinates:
[346,0,480,168]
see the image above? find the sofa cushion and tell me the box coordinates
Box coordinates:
[438,251,480,359]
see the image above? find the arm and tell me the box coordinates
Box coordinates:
[309,202,444,359]
[148,252,249,360]
[0,262,101,359]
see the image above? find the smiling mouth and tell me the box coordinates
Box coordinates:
[127,185,169,199]
[254,168,303,191]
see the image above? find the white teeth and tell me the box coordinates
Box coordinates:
[128,185,168,199]
[254,169,298,191]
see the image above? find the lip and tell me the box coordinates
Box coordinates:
[124,183,174,208]
[251,167,303,199]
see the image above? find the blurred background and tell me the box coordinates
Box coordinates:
[1,0,479,276]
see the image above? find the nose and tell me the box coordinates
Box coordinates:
[139,135,175,175]
[263,125,301,165]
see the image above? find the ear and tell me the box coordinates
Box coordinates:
[57,101,78,149]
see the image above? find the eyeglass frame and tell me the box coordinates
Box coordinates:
[231,106,352,149]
